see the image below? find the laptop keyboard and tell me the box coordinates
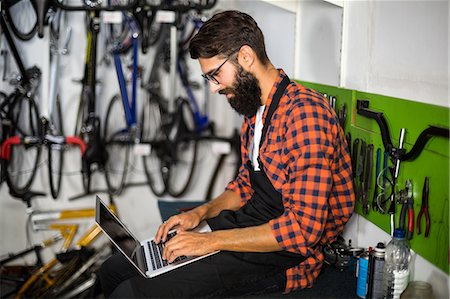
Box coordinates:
[147,231,188,270]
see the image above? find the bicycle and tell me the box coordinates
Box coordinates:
[0,5,85,198]
[100,0,218,197]
[140,4,218,198]
[45,0,140,196]
[102,3,140,195]
[0,192,118,298]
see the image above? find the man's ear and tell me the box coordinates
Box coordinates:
[238,45,256,70]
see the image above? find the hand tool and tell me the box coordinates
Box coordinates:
[417,177,430,237]
[361,144,373,214]
[378,150,389,213]
[372,148,381,211]
[398,180,414,240]
[338,104,347,128]
[346,132,352,156]
[389,128,406,236]
[356,140,366,201]
[351,138,359,178]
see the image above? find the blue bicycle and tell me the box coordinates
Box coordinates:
[102,0,217,197]
[103,8,140,195]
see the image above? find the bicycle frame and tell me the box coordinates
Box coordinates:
[111,14,139,131]
[12,201,118,298]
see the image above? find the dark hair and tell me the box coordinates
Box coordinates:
[189,10,269,65]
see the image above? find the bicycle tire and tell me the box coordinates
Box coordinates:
[4,0,38,41]
[48,96,64,199]
[104,94,130,195]
[0,91,8,186]
[78,87,93,194]
[141,96,166,196]
[5,94,41,194]
[139,8,162,53]
[166,99,199,197]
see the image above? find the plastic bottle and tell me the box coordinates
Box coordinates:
[382,229,411,299]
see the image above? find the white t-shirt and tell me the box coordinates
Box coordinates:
[250,105,266,171]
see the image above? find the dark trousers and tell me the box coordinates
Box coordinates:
[99,250,291,298]
[100,156,307,298]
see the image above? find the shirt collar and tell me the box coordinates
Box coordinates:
[257,68,286,122]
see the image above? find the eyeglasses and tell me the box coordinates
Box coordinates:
[201,52,237,85]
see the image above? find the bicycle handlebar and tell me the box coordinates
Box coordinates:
[356,100,450,162]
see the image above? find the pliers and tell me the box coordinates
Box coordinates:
[398,180,414,240]
[417,177,430,237]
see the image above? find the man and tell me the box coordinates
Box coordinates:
[100,10,354,298]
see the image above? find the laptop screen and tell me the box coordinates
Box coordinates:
[95,197,143,267]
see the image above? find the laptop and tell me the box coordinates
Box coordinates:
[95,196,219,278]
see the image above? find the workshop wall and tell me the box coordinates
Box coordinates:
[298,80,449,275]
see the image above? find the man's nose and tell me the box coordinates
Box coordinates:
[209,81,222,93]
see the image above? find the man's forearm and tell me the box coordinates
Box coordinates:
[193,190,242,221]
[210,223,282,252]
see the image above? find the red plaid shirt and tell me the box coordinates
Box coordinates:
[226,69,355,292]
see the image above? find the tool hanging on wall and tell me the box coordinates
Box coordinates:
[346,132,352,155]
[397,180,414,240]
[372,148,382,212]
[338,104,347,128]
[356,100,449,235]
[387,128,406,235]
[361,144,374,214]
[355,140,366,201]
[356,100,450,162]
[417,177,431,237]
[375,151,390,214]
[351,138,359,178]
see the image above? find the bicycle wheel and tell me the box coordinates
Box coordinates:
[5,94,41,194]
[0,91,8,186]
[48,96,64,199]
[166,99,199,197]
[104,94,130,195]
[141,96,166,196]
[4,0,38,41]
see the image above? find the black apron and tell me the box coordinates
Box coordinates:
[207,75,306,268]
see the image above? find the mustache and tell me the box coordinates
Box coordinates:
[219,88,234,95]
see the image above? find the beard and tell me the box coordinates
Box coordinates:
[219,65,262,117]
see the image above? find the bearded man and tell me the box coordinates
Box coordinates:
[99,10,354,298]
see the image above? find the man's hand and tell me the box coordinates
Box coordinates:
[162,231,218,263]
[154,210,202,244]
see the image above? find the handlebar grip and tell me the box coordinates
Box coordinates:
[1,136,21,160]
[65,136,87,156]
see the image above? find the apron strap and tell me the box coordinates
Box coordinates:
[259,75,291,148]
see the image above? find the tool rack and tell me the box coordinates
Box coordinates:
[298,80,449,275]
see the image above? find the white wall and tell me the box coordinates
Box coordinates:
[342,0,449,107]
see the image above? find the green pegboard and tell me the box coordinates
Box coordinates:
[297,80,449,274]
